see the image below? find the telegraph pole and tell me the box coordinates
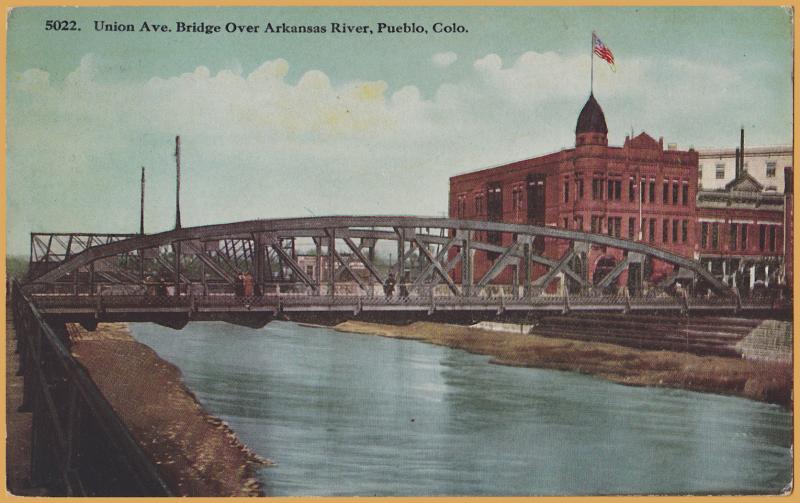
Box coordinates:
[140,167,145,235]
[175,136,182,230]
[174,136,182,295]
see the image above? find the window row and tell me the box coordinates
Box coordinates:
[563,215,689,244]
[565,176,691,205]
[700,222,780,252]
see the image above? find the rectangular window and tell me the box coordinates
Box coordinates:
[662,219,669,243]
[563,217,569,229]
[769,225,776,252]
[648,219,655,242]
[711,223,719,249]
[564,180,569,203]
[759,224,766,251]
[682,181,689,206]
[681,220,688,243]
[576,178,584,199]
[716,164,725,179]
[306,265,314,276]
[629,177,635,202]
[527,175,546,224]
[591,215,599,233]
[663,181,669,204]
[730,223,738,250]
[672,219,678,243]
[701,222,709,249]
[592,179,602,200]
[767,162,777,178]
[604,179,621,201]
[672,181,679,205]
[640,179,645,203]
[575,216,584,231]
[741,224,748,249]
[628,217,635,240]
[649,179,656,203]
[606,217,620,238]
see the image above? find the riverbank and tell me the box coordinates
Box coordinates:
[67,323,271,496]
[334,321,792,407]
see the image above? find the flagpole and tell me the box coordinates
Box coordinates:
[590,31,594,94]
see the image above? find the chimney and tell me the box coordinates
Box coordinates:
[739,128,745,178]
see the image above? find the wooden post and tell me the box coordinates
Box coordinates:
[174,137,182,230]
[140,167,145,235]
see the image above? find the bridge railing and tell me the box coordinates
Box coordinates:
[10,280,172,496]
[27,289,783,312]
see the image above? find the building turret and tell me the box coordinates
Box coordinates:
[575,93,608,147]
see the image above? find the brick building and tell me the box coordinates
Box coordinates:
[696,157,790,293]
[448,94,792,293]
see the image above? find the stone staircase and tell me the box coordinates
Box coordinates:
[527,314,772,358]
[735,320,793,364]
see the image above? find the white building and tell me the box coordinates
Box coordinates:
[698,145,792,192]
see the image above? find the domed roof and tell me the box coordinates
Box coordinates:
[575,94,608,135]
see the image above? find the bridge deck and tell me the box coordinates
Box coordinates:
[31,293,784,324]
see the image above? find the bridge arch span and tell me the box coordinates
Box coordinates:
[25,215,732,298]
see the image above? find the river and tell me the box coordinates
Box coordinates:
[129,321,792,496]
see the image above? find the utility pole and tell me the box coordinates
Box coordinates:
[140,167,145,235]
[175,135,182,230]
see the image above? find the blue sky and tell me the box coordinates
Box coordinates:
[6,6,793,255]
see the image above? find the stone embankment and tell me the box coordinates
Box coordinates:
[335,318,792,407]
[66,323,272,496]
[736,320,793,364]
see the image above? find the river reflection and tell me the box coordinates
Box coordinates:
[130,321,792,496]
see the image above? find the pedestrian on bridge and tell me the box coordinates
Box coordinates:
[399,272,410,300]
[384,273,396,299]
[243,272,254,297]
[235,272,244,297]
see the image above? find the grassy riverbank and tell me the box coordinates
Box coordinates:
[335,321,792,407]
[67,323,271,496]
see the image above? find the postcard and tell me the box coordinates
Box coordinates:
[5,5,794,497]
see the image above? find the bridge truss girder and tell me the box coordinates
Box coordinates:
[23,216,735,299]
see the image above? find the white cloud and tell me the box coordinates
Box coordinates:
[431,51,458,67]
[6,51,791,254]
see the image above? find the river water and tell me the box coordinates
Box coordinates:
[129,321,792,496]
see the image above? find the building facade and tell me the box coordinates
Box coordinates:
[698,145,791,192]
[696,171,790,292]
[449,94,699,291]
[448,94,791,293]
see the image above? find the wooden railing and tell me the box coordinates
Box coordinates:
[10,280,172,496]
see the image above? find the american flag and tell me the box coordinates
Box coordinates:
[593,33,615,70]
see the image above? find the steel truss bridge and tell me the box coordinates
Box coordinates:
[10,215,789,496]
[21,216,785,329]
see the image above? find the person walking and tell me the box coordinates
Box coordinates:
[235,272,244,297]
[243,272,254,297]
[383,272,396,299]
[399,272,410,300]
